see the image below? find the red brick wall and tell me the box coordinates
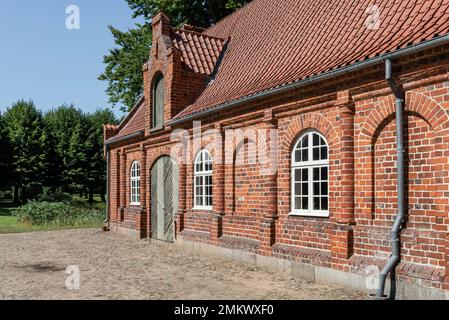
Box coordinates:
[106,44,449,291]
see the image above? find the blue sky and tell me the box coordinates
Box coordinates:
[0,0,145,118]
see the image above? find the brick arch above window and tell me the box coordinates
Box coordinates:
[359,91,449,144]
[283,113,341,155]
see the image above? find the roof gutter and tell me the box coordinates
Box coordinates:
[168,33,449,126]
[105,130,145,146]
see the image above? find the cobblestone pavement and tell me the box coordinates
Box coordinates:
[0,229,367,300]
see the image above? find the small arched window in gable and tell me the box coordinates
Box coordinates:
[152,74,164,129]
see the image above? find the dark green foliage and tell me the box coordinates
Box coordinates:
[3,100,49,202]
[98,25,152,113]
[85,109,119,202]
[2,100,118,205]
[13,201,103,226]
[44,105,118,200]
[125,0,249,27]
[100,0,250,112]
[44,105,91,192]
[0,113,12,188]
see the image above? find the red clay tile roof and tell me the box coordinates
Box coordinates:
[173,0,449,121]
[114,97,146,139]
[172,28,226,75]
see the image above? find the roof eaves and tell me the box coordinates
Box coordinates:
[168,32,449,126]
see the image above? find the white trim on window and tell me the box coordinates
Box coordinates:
[130,161,141,206]
[193,149,213,210]
[290,131,330,217]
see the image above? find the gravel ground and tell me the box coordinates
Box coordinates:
[0,229,366,300]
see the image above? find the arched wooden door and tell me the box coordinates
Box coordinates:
[150,156,179,242]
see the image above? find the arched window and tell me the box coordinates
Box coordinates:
[194,150,213,209]
[291,131,329,217]
[130,161,141,205]
[152,74,164,129]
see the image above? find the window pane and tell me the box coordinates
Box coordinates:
[321,182,328,195]
[294,150,301,163]
[301,136,308,148]
[313,133,319,146]
[313,147,320,161]
[313,197,320,210]
[206,184,212,197]
[319,137,325,146]
[302,183,308,195]
[321,146,328,160]
[294,169,300,181]
[321,197,328,211]
[294,197,301,210]
[301,168,308,182]
[302,149,308,162]
[313,182,319,196]
[295,183,301,196]
[313,167,320,181]
[302,197,308,210]
[321,167,328,180]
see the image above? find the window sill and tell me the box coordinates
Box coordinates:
[289,211,329,218]
[149,125,164,134]
[129,203,141,207]
[192,206,213,212]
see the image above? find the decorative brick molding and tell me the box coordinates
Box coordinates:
[179,229,211,244]
[349,254,446,290]
[359,91,449,141]
[219,235,260,253]
[272,243,332,267]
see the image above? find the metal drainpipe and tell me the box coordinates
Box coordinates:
[103,145,110,231]
[376,59,405,299]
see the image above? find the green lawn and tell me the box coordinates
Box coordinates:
[0,198,103,234]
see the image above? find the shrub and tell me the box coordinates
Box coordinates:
[12,201,103,226]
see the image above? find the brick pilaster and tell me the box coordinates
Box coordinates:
[120,151,127,221]
[444,234,449,290]
[337,90,355,225]
[140,146,147,209]
[258,111,279,255]
[115,149,121,221]
[258,216,277,256]
[331,225,354,270]
[175,163,187,238]
[211,125,225,241]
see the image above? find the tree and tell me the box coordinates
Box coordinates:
[85,109,119,203]
[44,105,91,194]
[99,25,152,113]
[0,113,12,189]
[99,0,250,112]
[3,100,49,203]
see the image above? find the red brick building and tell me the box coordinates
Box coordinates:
[104,0,449,299]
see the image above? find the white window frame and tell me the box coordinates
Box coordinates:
[290,131,330,217]
[193,150,213,211]
[130,161,141,206]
